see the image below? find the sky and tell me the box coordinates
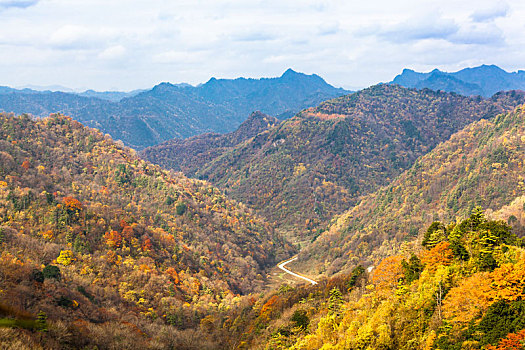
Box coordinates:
[1,0,524,91]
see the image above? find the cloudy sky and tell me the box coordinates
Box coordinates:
[1,0,524,91]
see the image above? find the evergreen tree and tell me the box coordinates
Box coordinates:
[328,287,343,315]
[36,311,48,332]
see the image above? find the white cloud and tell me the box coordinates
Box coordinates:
[376,14,459,43]
[470,2,509,22]
[450,23,505,45]
[49,25,123,50]
[49,25,93,49]
[98,45,126,60]
[152,50,208,64]
[0,0,38,9]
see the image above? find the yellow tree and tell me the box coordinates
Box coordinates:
[490,260,525,302]
[372,255,404,291]
[442,272,492,328]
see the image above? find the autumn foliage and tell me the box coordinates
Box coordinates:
[371,255,403,290]
[0,113,293,349]
[486,329,525,350]
[420,241,453,271]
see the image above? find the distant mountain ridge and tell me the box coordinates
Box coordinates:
[392,64,525,97]
[141,111,279,174]
[0,85,144,101]
[0,69,348,149]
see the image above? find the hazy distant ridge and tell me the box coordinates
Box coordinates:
[0,69,347,149]
[392,64,525,97]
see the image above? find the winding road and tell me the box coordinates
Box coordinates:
[278,257,318,285]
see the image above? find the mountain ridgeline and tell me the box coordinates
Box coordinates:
[392,64,525,97]
[144,85,525,239]
[0,69,347,149]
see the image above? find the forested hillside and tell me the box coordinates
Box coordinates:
[153,85,525,239]
[302,105,525,275]
[3,87,525,350]
[234,209,525,349]
[0,113,293,349]
[0,70,346,149]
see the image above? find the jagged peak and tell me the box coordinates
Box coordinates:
[281,68,301,78]
[151,82,177,91]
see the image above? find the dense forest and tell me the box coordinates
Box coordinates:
[144,85,525,242]
[233,209,525,349]
[0,113,293,348]
[301,105,525,276]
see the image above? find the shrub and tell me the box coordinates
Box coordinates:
[30,269,45,283]
[291,309,309,329]
[43,265,61,280]
[175,202,187,216]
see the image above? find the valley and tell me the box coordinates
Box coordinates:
[143,84,525,243]
[1,67,525,349]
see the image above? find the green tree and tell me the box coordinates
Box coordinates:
[422,222,447,249]
[175,202,187,215]
[42,265,61,280]
[348,265,365,289]
[36,311,48,332]
[291,309,309,330]
[328,287,343,315]
[401,254,424,283]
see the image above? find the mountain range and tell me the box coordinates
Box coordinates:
[392,64,525,97]
[143,84,525,241]
[0,69,347,149]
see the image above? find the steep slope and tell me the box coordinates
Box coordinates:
[245,210,525,350]
[0,70,347,149]
[141,111,279,174]
[0,113,293,348]
[159,85,525,239]
[392,64,525,97]
[303,105,525,275]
